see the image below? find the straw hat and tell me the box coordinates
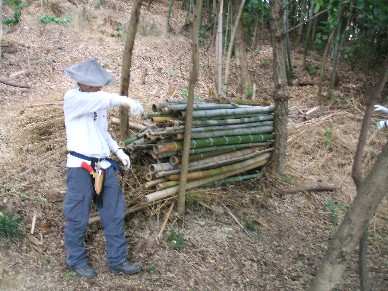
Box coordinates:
[64,58,113,87]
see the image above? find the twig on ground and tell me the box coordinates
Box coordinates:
[281,184,337,195]
[89,203,148,224]
[30,211,37,235]
[222,203,250,237]
[0,78,31,89]
[157,202,175,240]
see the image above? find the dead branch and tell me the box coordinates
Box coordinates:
[281,184,337,195]
[222,203,250,237]
[157,202,175,240]
[0,78,31,89]
[88,203,148,224]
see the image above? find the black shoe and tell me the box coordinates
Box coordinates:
[110,261,142,275]
[70,264,97,279]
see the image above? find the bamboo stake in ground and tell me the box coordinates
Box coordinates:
[177,0,203,216]
[120,0,143,138]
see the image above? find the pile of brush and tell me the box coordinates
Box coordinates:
[125,101,274,204]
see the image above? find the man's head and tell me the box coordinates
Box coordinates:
[78,83,102,92]
[64,58,112,88]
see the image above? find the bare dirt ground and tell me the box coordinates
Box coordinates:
[1,1,388,290]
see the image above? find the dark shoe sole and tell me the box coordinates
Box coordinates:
[110,268,142,275]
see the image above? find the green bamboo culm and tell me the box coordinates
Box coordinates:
[155,134,273,153]
[186,126,273,139]
[181,105,274,118]
[191,114,273,126]
[0,211,23,241]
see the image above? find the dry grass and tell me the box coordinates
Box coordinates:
[0,0,388,290]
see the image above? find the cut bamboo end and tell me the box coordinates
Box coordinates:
[145,172,154,181]
[169,156,180,165]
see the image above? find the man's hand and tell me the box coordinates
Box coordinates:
[116,149,131,170]
[123,99,144,117]
[377,120,388,129]
[374,105,388,114]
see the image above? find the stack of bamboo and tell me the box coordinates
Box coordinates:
[125,101,274,203]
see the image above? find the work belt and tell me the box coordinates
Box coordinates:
[68,151,118,208]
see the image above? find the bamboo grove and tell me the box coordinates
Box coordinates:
[173,0,388,99]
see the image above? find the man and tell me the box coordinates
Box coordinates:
[375,104,388,128]
[63,58,143,278]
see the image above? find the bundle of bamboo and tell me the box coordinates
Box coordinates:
[125,101,274,203]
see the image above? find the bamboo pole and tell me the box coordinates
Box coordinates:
[145,152,271,202]
[150,163,175,173]
[145,179,166,189]
[177,0,203,216]
[168,151,270,181]
[188,147,273,170]
[177,125,273,139]
[159,102,240,112]
[120,0,143,138]
[154,134,273,154]
[210,171,263,186]
[156,148,271,178]
[182,105,274,118]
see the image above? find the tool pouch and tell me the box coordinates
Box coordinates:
[94,170,105,195]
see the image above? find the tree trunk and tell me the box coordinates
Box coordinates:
[328,1,345,98]
[120,0,143,139]
[233,0,252,98]
[359,227,370,291]
[283,0,293,84]
[296,0,306,46]
[166,0,174,33]
[215,0,224,97]
[224,0,247,97]
[309,59,388,291]
[309,143,388,291]
[177,0,203,216]
[270,0,289,175]
[303,0,314,68]
[317,30,335,101]
[351,58,388,291]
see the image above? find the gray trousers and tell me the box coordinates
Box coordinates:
[64,167,128,268]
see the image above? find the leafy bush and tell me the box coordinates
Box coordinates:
[167,229,185,250]
[2,0,26,26]
[0,211,23,241]
[39,15,72,25]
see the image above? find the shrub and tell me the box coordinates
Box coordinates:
[39,15,72,25]
[0,211,23,241]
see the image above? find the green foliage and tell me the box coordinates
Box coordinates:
[111,24,124,38]
[243,85,254,98]
[305,63,319,76]
[179,88,202,101]
[39,15,72,25]
[2,0,26,26]
[244,219,257,232]
[242,0,270,38]
[0,211,23,241]
[324,127,333,149]
[94,0,105,9]
[146,264,157,273]
[167,229,185,250]
[324,198,348,225]
[63,270,77,280]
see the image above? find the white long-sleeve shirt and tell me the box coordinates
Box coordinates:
[64,88,128,167]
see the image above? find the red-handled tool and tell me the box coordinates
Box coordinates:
[81,162,95,175]
[81,162,104,195]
